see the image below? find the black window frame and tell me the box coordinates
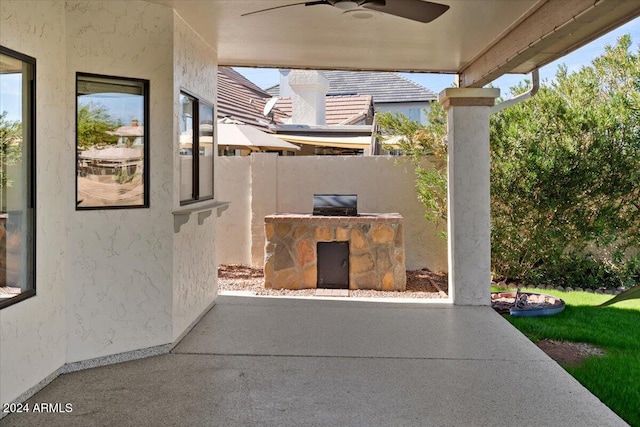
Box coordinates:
[75,72,150,210]
[0,45,36,310]
[179,89,214,206]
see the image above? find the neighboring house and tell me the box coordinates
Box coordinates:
[218,67,374,128]
[274,94,374,126]
[217,67,299,155]
[268,69,437,125]
[218,67,376,155]
[217,67,288,130]
[273,93,375,155]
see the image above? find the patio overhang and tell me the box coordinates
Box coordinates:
[147,0,640,87]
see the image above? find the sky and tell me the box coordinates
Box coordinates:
[235,16,640,96]
[0,73,22,122]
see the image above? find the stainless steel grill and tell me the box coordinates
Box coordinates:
[312,194,357,216]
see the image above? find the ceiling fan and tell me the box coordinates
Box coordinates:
[241,0,450,24]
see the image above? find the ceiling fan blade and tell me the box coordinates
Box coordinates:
[241,1,329,17]
[363,0,449,23]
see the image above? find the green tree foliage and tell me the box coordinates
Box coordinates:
[490,35,640,288]
[376,101,448,229]
[77,102,120,150]
[377,35,640,288]
[0,111,22,189]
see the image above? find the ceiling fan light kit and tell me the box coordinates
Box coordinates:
[332,0,360,10]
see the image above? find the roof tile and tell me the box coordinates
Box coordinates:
[217,67,289,129]
[267,70,436,103]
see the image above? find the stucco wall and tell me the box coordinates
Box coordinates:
[216,154,447,272]
[171,13,218,340]
[0,0,69,406]
[215,156,252,265]
[63,0,175,363]
[1,0,223,406]
[251,154,278,265]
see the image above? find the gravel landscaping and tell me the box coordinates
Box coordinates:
[218,264,448,299]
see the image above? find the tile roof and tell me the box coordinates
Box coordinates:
[217,67,289,129]
[275,94,374,125]
[266,70,436,104]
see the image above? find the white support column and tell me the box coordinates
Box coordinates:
[439,88,500,305]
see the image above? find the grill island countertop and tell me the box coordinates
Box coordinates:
[265,213,403,223]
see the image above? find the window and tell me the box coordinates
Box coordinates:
[407,108,421,122]
[0,46,36,309]
[76,73,149,209]
[179,91,214,204]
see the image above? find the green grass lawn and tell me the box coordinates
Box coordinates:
[498,289,640,427]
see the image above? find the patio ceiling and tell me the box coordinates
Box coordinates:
[147,0,640,88]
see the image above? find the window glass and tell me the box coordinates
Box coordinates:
[76,74,148,209]
[0,46,35,309]
[179,90,214,205]
[407,108,421,122]
[198,103,214,199]
[179,93,194,201]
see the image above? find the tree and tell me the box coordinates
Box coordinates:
[77,102,120,150]
[377,35,640,288]
[0,111,22,192]
[376,101,448,230]
[490,35,640,287]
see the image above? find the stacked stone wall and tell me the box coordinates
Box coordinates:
[264,214,406,291]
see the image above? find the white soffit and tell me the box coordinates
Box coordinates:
[148,0,640,87]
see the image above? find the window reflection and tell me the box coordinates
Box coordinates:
[198,103,214,199]
[179,93,194,201]
[0,47,35,308]
[76,74,148,209]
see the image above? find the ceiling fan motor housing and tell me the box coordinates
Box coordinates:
[328,0,368,9]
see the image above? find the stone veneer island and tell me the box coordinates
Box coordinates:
[264,213,406,291]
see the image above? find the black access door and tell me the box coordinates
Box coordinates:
[317,242,349,289]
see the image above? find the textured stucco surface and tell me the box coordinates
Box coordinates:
[1,0,221,406]
[0,0,68,407]
[443,88,499,306]
[171,13,219,341]
[64,0,175,363]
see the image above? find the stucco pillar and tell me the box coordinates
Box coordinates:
[439,88,500,305]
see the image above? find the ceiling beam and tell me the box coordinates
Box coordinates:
[458,0,640,88]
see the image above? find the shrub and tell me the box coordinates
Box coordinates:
[378,36,640,289]
[490,35,640,288]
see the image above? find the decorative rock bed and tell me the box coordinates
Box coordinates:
[491,290,565,317]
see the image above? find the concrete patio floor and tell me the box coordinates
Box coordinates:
[1,295,627,426]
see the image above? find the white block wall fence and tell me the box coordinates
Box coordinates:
[215,154,448,272]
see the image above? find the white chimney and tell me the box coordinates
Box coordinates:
[279,69,292,97]
[287,70,329,125]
